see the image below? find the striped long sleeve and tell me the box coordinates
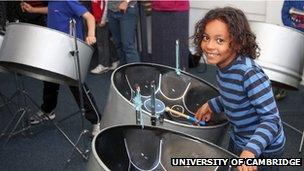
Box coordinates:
[242,67,282,157]
[208,56,285,157]
[208,96,224,114]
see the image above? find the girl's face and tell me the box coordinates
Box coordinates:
[200,19,237,68]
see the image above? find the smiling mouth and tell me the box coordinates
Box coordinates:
[205,52,219,58]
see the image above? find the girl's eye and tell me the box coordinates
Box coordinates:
[216,38,224,44]
[202,35,209,42]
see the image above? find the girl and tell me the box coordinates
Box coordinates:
[193,7,285,171]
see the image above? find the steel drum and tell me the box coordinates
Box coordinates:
[0,32,8,73]
[0,23,93,86]
[250,21,304,90]
[0,33,3,49]
[102,63,229,144]
[87,125,237,171]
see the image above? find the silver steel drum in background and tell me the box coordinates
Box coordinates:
[250,21,304,90]
[101,63,229,144]
[0,23,93,86]
[0,33,8,73]
[87,125,237,171]
[0,33,3,49]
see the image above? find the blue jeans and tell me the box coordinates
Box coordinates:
[107,4,140,64]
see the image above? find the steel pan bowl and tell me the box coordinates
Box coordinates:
[0,33,2,49]
[250,21,304,90]
[0,32,8,73]
[102,63,229,144]
[87,125,237,171]
[0,22,93,86]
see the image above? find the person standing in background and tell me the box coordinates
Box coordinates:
[90,0,119,74]
[151,0,189,70]
[107,0,140,65]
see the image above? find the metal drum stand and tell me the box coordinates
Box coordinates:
[300,130,304,153]
[0,73,43,146]
[281,121,304,153]
[0,89,14,115]
[52,19,100,162]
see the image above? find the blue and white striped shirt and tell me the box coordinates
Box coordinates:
[208,56,285,157]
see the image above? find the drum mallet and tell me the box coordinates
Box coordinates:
[165,107,205,126]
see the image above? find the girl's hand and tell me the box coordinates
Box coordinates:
[195,103,213,122]
[237,150,257,171]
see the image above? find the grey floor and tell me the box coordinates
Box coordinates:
[0,63,303,171]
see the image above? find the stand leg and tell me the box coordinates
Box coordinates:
[1,90,51,139]
[299,130,304,153]
[53,122,89,161]
[53,113,90,162]
[66,129,90,162]
[0,92,20,138]
[3,109,27,146]
[282,121,303,153]
[0,91,18,118]
[82,84,100,123]
[0,74,35,144]
[0,92,9,108]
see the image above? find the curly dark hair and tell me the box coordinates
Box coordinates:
[192,7,260,59]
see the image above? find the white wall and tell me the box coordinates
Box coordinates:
[265,0,284,25]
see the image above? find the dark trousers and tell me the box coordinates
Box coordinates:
[41,81,100,124]
[151,10,189,70]
[93,25,119,67]
[228,138,284,171]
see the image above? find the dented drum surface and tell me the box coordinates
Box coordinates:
[250,21,304,90]
[101,63,229,144]
[87,125,237,171]
[0,23,93,85]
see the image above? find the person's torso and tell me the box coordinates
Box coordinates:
[217,57,260,131]
[91,0,105,22]
[47,1,87,40]
[217,56,285,153]
[107,0,137,12]
[152,0,189,12]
